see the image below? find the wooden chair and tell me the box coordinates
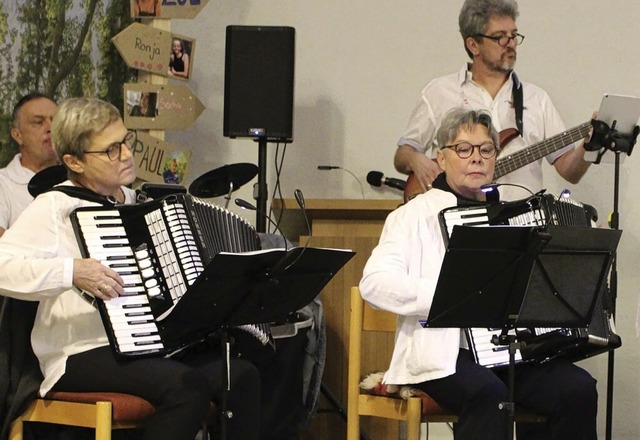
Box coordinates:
[346,286,545,440]
[347,286,458,440]
[9,391,217,440]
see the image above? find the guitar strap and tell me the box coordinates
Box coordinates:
[512,71,524,135]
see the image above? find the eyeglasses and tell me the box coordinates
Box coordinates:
[442,142,498,159]
[83,130,136,161]
[475,33,525,47]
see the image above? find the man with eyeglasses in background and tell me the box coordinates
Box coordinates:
[394,0,593,201]
[0,93,61,438]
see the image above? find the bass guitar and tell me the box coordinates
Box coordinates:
[403,121,592,202]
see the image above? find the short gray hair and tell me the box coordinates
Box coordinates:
[459,0,519,58]
[436,108,500,149]
[52,97,121,160]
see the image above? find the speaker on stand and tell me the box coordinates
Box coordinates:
[223,25,295,232]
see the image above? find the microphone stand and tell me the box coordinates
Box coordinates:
[224,182,235,209]
[604,151,620,440]
[587,120,638,440]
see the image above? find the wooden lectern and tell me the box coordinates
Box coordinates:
[272,198,401,440]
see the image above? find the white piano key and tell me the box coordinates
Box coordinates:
[84,237,130,246]
[122,286,146,295]
[87,247,134,258]
[106,258,137,267]
[120,274,143,285]
[80,227,127,237]
[116,334,164,345]
[107,306,153,317]
[103,294,149,307]
[108,314,155,324]
[117,342,165,353]
[113,323,160,336]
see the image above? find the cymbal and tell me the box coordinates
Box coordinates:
[28,164,67,197]
[189,163,258,198]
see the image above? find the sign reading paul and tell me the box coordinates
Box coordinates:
[133,131,192,185]
[130,0,210,19]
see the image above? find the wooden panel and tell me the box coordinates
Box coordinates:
[275,199,402,440]
[363,303,397,332]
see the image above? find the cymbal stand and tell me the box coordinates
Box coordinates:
[223,182,235,209]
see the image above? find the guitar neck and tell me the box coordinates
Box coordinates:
[494,121,592,180]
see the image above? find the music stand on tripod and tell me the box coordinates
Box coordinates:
[424,224,621,440]
[159,246,355,440]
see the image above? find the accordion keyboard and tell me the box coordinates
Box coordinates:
[72,194,274,357]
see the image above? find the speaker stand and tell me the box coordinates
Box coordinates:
[254,137,269,232]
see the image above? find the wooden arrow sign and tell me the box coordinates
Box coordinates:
[124,83,205,129]
[130,0,210,19]
[132,131,192,184]
[112,23,195,78]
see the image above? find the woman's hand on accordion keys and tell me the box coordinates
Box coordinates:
[73,258,125,301]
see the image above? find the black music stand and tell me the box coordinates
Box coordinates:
[425,224,621,440]
[159,246,355,440]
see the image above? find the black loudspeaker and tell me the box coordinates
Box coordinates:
[224,25,295,141]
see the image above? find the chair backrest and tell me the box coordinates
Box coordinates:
[348,286,422,440]
[348,285,396,388]
[361,291,397,333]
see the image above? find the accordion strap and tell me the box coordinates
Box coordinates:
[42,185,117,206]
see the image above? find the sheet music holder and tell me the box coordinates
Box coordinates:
[159,246,355,348]
[423,224,621,440]
[425,225,621,330]
[152,245,353,440]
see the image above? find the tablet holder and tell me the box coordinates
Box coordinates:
[585,118,639,161]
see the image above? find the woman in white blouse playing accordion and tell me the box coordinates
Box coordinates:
[0,97,260,440]
[360,107,598,440]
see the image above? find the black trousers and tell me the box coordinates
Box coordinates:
[53,345,260,440]
[414,349,598,440]
[256,330,308,440]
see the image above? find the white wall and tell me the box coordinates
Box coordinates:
[170,2,640,438]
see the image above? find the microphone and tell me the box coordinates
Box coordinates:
[281,189,312,273]
[294,188,311,247]
[317,165,365,199]
[234,197,258,211]
[366,171,406,191]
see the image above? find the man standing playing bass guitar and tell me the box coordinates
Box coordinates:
[395,0,593,202]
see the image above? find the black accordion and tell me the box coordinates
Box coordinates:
[71,193,275,358]
[438,192,621,369]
